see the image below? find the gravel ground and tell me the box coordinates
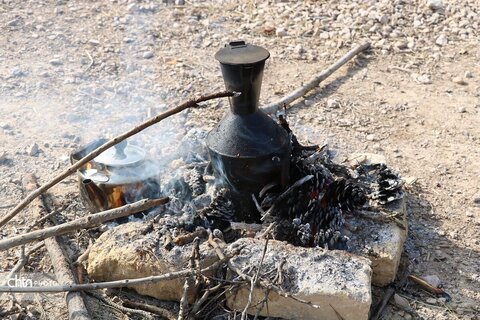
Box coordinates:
[0,0,479,319]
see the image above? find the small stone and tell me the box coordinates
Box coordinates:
[326,99,340,108]
[473,197,480,205]
[366,134,376,141]
[452,76,467,85]
[0,151,6,161]
[422,275,442,288]
[426,298,437,304]
[88,39,100,46]
[394,294,411,311]
[464,71,473,78]
[142,51,154,59]
[175,0,185,5]
[428,0,444,12]
[28,143,39,156]
[437,297,447,304]
[275,27,288,37]
[413,73,432,84]
[49,59,63,66]
[293,44,305,54]
[404,313,412,320]
[6,18,19,27]
[11,67,26,77]
[435,34,448,46]
[457,106,466,113]
[395,40,408,49]
[123,37,134,43]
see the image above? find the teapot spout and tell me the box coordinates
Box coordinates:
[81,179,108,212]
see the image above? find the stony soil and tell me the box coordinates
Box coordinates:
[0,0,479,319]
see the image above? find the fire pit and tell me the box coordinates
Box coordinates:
[84,42,407,320]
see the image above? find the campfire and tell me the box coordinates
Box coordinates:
[0,41,410,320]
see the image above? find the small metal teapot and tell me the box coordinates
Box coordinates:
[70,139,161,213]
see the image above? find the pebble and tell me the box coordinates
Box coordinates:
[6,18,20,27]
[142,51,154,59]
[11,67,26,78]
[457,106,466,113]
[428,0,444,12]
[366,134,376,141]
[464,71,473,78]
[0,151,6,162]
[326,99,340,108]
[426,298,437,304]
[422,275,442,287]
[275,27,288,37]
[28,143,39,156]
[452,76,467,85]
[88,39,100,46]
[435,34,448,46]
[394,294,411,311]
[49,59,63,66]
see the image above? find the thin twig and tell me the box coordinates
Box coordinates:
[84,50,94,72]
[1,242,44,286]
[262,42,371,114]
[0,91,235,229]
[241,238,269,320]
[178,238,200,320]
[85,291,154,319]
[0,198,169,251]
[0,255,231,293]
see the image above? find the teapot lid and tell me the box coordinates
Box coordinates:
[94,141,145,167]
[215,41,270,66]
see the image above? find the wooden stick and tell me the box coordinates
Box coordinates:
[21,173,92,320]
[0,197,169,251]
[261,42,371,114]
[0,91,235,229]
[0,256,229,293]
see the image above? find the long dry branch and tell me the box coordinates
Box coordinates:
[0,91,235,229]
[262,42,371,114]
[0,197,169,251]
[0,256,230,293]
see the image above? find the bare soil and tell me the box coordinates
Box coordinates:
[0,0,479,319]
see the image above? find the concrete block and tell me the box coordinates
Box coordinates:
[225,238,372,320]
[87,221,218,302]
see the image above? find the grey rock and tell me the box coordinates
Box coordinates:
[428,0,444,12]
[435,34,448,46]
[6,18,20,27]
[88,39,100,46]
[28,143,39,156]
[452,76,467,85]
[11,67,26,78]
[49,59,63,66]
[142,51,154,59]
[276,27,288,37]
[327,99,340,108]
[426,298,437,304]
[464,71,473,78]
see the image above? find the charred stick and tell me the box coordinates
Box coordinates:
[262,42,371,114]
[122,300,176,320]
[84,291,154,319]
[174,228,207,246]
[0,198,169,252]
[0,91,235,229]
[191,283,224,315]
